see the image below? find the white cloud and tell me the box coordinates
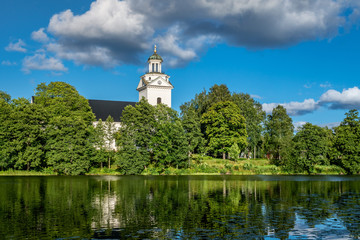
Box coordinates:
[250,94,262,100]
[1,60,17,66]
[262,98,319,116]
[31,28,50,43]
[319,87,360,109]
[318,122,340,129]
[22,53,67,73]
[5,39,27,52]
[23,0,359,68]
[294,121,308,131]
[320,82,332,88]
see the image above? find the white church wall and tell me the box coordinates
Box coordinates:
[146,87,172,107]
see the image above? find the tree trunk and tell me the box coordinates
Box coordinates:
[108,156,111,169]
[254,145,256,160]
[27,162,30,171]
[100,162,103,169]
[223,152,225,160]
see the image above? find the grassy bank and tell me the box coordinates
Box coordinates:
[0,157,346,176]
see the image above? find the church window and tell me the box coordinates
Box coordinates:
[152,63,154,72]
[156,63,158,72]
[149,77,151,80]
[157,97,162,104]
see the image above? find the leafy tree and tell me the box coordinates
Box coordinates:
[151,104,188,169]
[104,116,117,169]
[232,93,265,159]
[116,99,189,174]
[228,143,240,160]
[0,97,12,170]
[332,109,360,174]
[34,82,94,124]
[180,102,205,160]
[35,82,96,175]
[264,105,294,165]
[93,119,107,169]
[201,101,247,159]
[116,99,156,174]
[0,90,11,103]
[45,116,93,175]
[290,123,332,173]
[7,98,47,171]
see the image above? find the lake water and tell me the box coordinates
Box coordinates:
[0,175,359,239]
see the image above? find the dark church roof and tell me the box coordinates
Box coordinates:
[88,99,136,122]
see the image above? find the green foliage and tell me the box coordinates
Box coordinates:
[0,90,11,103]
[332,109,360,174]
[290,123,332,174]
[116,99,188,174]
[7,98,47,171]
[229,143,240,160]
[264,105,294,165]
[232,93,265,159]
[201,101,247,159]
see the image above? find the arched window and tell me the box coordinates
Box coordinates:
[157,97,162,104]
[152,63,155,72]
[156,63,158,72]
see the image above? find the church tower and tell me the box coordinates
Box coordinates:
[136,45,173,107]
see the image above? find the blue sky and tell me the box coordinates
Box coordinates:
[1,0,360,128]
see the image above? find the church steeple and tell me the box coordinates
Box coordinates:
[148,44,163,73]
[137,45,173,107]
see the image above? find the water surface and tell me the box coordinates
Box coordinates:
[0,175,359,239]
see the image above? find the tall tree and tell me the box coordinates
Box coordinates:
[0,91,11,103]
[0,96,12,170]
[332,109,360,174]
[116,99,156,174]
[264,105,294,165]
[180,102,205,159]
[201,101,247,159]
[104,116,117,169]
[151,104,188,169]
[232,93,265,159]
[7,98,47,171]
[35,82,95,175]
[290,123,332,173]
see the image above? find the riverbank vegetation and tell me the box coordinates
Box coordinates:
[1,82,359,175]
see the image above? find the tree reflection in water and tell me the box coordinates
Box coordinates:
[0,175,359,239]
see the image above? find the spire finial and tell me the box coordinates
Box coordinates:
[154,44,157,53]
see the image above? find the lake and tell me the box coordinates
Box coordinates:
[0,175,359,239]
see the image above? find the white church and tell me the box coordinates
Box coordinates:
[88,45,174,122]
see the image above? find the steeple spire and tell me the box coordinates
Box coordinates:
[154,44,157,53]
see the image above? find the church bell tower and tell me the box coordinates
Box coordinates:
[136,45,173,107]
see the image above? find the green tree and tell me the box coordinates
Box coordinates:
[45,116,93,175]
[228,143,240,160]
[290,123,332,173]
[116,99,156,174]
[0,96,12,170]
[7,98,47,171]
[93,119,107,169]
[0,90,11,103]
[180,102,205,161]
[104,116,117,169]
[35,82,96,175]
[151,104,188,169]
[332,109,360,174]
[264,105,294,165]
[232,93,265,159]
[201,101,247,159]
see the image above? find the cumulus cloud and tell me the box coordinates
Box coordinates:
[263,87,360,116]
[22,53,67,73]
[319,87,360,109]
[5,39,27,52]
[31,28,50,43]
[263,98,319,116]
[24,0,359,68]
